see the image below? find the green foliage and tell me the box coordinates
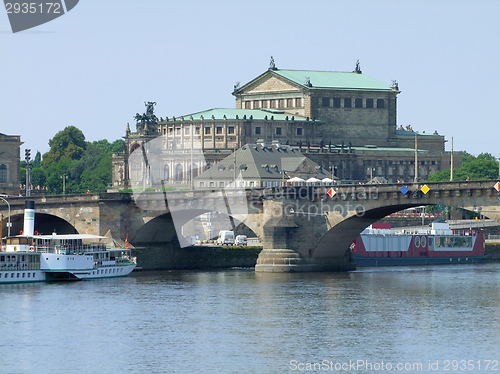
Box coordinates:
[42,126,87,167]
[428,152,499,182]
[23,126,124,195]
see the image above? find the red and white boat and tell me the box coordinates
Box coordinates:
[351,221,485,267]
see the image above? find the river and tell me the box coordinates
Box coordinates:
[1,264,500,374]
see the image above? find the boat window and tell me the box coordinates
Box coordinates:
[428,237,434,249]
[22,273,25,278]
[28,273,30,278]
[421,236,426,247]
[33,273,36,278]
[17,273,20,278]
[414,236,420,247]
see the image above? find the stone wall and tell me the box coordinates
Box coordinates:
[132,245,261,270]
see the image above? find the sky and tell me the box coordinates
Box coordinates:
[1,0,499,158]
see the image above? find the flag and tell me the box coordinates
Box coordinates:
[125,233,129,248]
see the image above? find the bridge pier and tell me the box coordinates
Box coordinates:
[255,248,354,272]
[254,202,355,272]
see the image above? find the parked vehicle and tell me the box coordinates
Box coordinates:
[235,235,247,246]
[217,231,234,245]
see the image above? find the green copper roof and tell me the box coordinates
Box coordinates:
[273,70,394,91]
[163,108,312,122]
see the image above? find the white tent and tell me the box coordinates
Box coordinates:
[288,177,305,182]
[306,177,321,185]
[321,177,334,183]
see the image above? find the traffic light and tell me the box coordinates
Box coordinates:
[25,149,31,163]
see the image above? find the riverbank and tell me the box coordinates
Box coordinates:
[485,241,500,261]
[132,241,500,271]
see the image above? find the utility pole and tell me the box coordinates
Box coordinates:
[414,132,418,182]
[25,149,31,197]
[450,137,454,181]
[190,125,194,190]
[61,174,66,194]
[233,147,236,188]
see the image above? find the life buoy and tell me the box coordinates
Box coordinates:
[29,246,35,252]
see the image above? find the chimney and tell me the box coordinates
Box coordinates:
[23,201,35,236]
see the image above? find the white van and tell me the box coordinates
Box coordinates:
[217,230,234,245]
[235,235,247,246]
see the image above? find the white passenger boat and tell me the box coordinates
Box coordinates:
[0,201,136,284]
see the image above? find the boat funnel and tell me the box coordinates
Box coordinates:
[24,200,35,236]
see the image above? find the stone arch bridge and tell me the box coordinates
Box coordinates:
[1,180,499,272]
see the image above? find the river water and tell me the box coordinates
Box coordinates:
[1,264,500,374]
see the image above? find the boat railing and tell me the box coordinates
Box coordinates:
[93,256,135,268]
[0,262,41,271]
[35,243,108,254]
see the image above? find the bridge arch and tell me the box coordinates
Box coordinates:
[131,210,258,247]
[2,212,77,236]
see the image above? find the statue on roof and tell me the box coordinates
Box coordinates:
[304,77,312,87]
[354,59,362,74]
[269,56,277,70]
[391,80,399,90]
[134,101,158,124]
[233,81,240,91]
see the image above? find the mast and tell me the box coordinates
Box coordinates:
[450,137,454,181]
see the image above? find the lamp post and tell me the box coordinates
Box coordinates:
[414,132,418,182]
[0,194,11,237]
[61,174,66,194]
[450,137,454,182]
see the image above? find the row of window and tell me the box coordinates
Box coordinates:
[93,267,125,275]
[198,180,258,188]
[255,126,303,136]
[244,98,302,110]
[2,272,37,279]
[159,124,307,138]
[197,180,285,188]
[365,160,437,166]
[321,97,385,109]
[161,126,236,136]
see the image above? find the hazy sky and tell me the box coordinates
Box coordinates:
[1,0,499,158]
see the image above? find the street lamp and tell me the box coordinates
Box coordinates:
[61,174,66,194]
[0,194,11,237]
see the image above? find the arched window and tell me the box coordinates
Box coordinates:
[191,164,198,179]
[164,165,169,181]
[131,143,141,153]
[175,164,183,181]
[0,164,7,183]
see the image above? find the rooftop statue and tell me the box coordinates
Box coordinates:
[269,56,277,70]
[134,101,158,124]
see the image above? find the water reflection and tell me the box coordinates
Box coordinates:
[1,265,500,373]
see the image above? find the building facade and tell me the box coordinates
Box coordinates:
[111,62,455,191]
[0,133,22,196]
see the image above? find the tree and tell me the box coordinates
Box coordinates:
[428,152,499,182]
[23,126,124,194]
[42,126,86,167]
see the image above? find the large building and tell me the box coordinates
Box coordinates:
[0,132,22,196]
[111,61,455,191]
